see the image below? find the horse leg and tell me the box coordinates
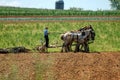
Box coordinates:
[79,44,83,52]
[77,44,80,52]
[62,43,69,52]
[86,43,89,52]
[65,43,70,52]
[67,44,71,52]
[65,46,68,52]
[74,43,80,53]
[84,43,89,53]
[61,43,65,52]
[69,42,73,51]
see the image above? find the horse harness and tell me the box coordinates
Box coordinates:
[72,31,85,42]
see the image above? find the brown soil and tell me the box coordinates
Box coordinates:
[0,52,120,80]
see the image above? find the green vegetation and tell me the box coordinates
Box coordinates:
[0,6,120,16]
[0,21,120,52]
[109,0,120,10]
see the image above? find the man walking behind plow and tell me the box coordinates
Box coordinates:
[44,27,49,48]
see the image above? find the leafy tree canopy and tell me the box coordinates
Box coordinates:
[109,0,120,10]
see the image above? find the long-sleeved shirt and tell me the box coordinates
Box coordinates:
[44,29,48,36]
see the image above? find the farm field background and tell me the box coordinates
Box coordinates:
[0,21,120,52]
[0,6,120,80]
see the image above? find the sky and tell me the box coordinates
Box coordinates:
[0,0,111,10]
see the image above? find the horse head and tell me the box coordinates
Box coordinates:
[89,25,96,41]
[86,25,96,43]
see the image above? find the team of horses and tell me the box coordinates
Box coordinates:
[61,25,96,53]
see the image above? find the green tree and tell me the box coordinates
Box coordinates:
[109,0,120,10]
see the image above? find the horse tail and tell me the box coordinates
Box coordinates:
[60,34,64,40]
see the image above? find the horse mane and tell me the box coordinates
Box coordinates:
[78,25,93,31]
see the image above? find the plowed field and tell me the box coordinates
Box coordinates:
[0,52,120,80]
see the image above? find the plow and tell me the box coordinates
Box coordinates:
[0,45,62,54]
[0,43,75,54]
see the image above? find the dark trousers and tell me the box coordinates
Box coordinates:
[44,35,49,47]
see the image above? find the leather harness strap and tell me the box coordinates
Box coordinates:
[77,33,79,43]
